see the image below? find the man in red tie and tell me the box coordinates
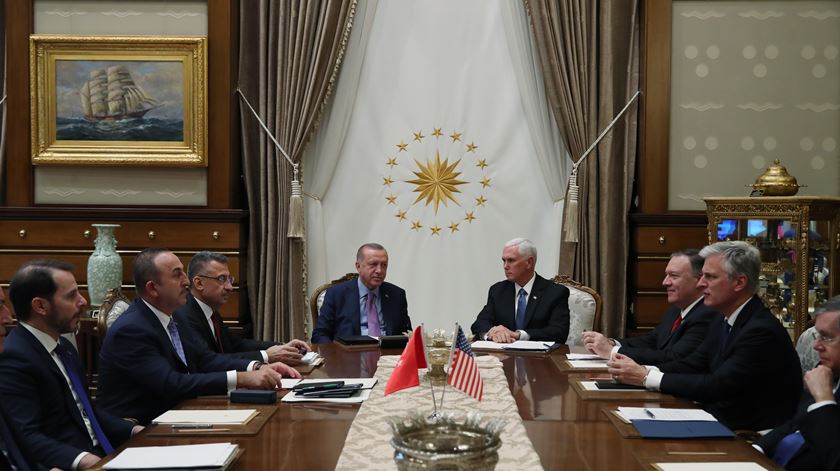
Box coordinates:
[582,249,719,366]
[173,251,310,364]
[755,296,840,470]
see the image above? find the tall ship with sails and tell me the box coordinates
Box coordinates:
[79,65,159,121]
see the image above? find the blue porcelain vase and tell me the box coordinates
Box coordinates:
[87,224,122,306]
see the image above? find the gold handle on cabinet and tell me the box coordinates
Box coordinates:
[658,236,666,246]
[18,229,26,239]
[148,231,156,240]
[83,230,91,239]
[212,231,220,241]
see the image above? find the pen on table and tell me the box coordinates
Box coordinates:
[643,408,656,419]
[177,428,231,433]
[171,423,214,429]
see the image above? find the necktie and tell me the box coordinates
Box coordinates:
[720,321,732,353]
[366,293,381,337]
[167,320,188,366]
[670,314,683,334]
[210,311,225,353]
[54,341,114,454]
[515,288,527,331]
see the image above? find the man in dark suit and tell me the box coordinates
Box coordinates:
[97,248,300,425]
[471,238,570,343]
[0,286,40,471]
[582,249,719,366]
[755,296,840,470]
[312,243,411,343]
[0,261,141,471]
[608,241,802,431]
[174,251,310,363]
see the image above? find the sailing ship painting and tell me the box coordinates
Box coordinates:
[55,60,184,142]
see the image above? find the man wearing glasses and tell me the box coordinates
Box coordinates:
[174,251,310,364]
[755,295,840,470]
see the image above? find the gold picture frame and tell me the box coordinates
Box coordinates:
[30,35,207,167]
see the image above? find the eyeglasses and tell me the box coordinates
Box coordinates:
[197,274,235,285]
[814,332,840,345]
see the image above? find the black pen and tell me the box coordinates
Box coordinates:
[643,408,656,419]
[171,423,214,429]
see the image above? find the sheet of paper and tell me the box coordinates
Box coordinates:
[281,388,373,404]
[566,353,604,360]
[152,409,256,425]
[652,463,767,471]
[567,360,609,368]
[280,378,303,389]
[580,381,648,391]
[471,340,553,351]
[103,442,238,469]
[617,407,717,421]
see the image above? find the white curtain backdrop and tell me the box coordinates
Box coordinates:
[304,0,570,332]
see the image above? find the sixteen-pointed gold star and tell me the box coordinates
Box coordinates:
[411,220,423,231]
[464,211,476,223]
[448,222,460,233]
[450,131,462,142]
[386,195,397,204]
[397,141,408,152]
[413,131,425,142]
[476,158,488,169]
[430,225,442,235]
[405,150,467,214]
[432,128,443,138]
[466,142,478,152]
[386,157,398,168]
[396,210,407,221]
[383,176,394,186]
[480,177,492,188]
[475,195,487,206]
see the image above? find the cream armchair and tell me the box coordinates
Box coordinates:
[552,275,602,346]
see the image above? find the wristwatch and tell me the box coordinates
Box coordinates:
[254,361,264,370]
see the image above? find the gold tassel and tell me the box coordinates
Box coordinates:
[287,165,305,239]
[563,167,579,243]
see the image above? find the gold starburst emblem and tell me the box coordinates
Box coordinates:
[382,127,492,238]
[405,150,467,214]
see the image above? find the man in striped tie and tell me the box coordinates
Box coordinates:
[0,261,142,470]
[755,295,840,471]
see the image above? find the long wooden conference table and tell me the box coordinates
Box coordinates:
[100,343,782,470]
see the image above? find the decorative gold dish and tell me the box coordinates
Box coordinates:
[748,159,804,196]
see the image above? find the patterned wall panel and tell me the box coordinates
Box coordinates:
[669,1,839,210]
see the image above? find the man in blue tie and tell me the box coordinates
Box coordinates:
[0,261,142,471]
[607,241,802,431]
[754,295,840,470]
[98,248,301,425]
[471,238,570,343]
[311,243,411,343]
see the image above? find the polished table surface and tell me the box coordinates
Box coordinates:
[101,344,782,470]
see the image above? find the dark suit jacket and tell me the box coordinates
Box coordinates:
[0,326,133,470]
[756,390,840,471]
[174,293,277,361]
[0,394,40,471]
[97,298,251,425]
[658,295,802,431]
[617,300,719,366]
[471,274,570,342]
[311,280,411,344]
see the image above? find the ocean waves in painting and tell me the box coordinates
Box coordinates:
[56,117,184,142]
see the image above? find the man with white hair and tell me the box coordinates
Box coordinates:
[471,238,570,343]
[607,241,802,431]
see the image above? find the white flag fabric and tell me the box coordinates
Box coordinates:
[304,0,568,332]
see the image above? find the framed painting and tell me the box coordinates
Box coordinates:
[30,35,207,167]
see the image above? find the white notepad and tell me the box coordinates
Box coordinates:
[652,463,767,471]
[152,409,257,425]
[103,442,239,469]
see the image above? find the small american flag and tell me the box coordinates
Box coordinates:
[447,326,483,401]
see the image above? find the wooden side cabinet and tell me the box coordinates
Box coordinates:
[705,196,840,341]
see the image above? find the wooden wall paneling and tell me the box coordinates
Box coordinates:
[4,0,33,206]
[639,0,671,214]
[207,0,240,209]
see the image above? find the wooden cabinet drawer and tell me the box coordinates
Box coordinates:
[633,294,668,327]
[635,259,667,290]
[0,220,240,249]
[635,226,708,254]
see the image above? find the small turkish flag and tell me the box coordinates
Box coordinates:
[384,326,427,395]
